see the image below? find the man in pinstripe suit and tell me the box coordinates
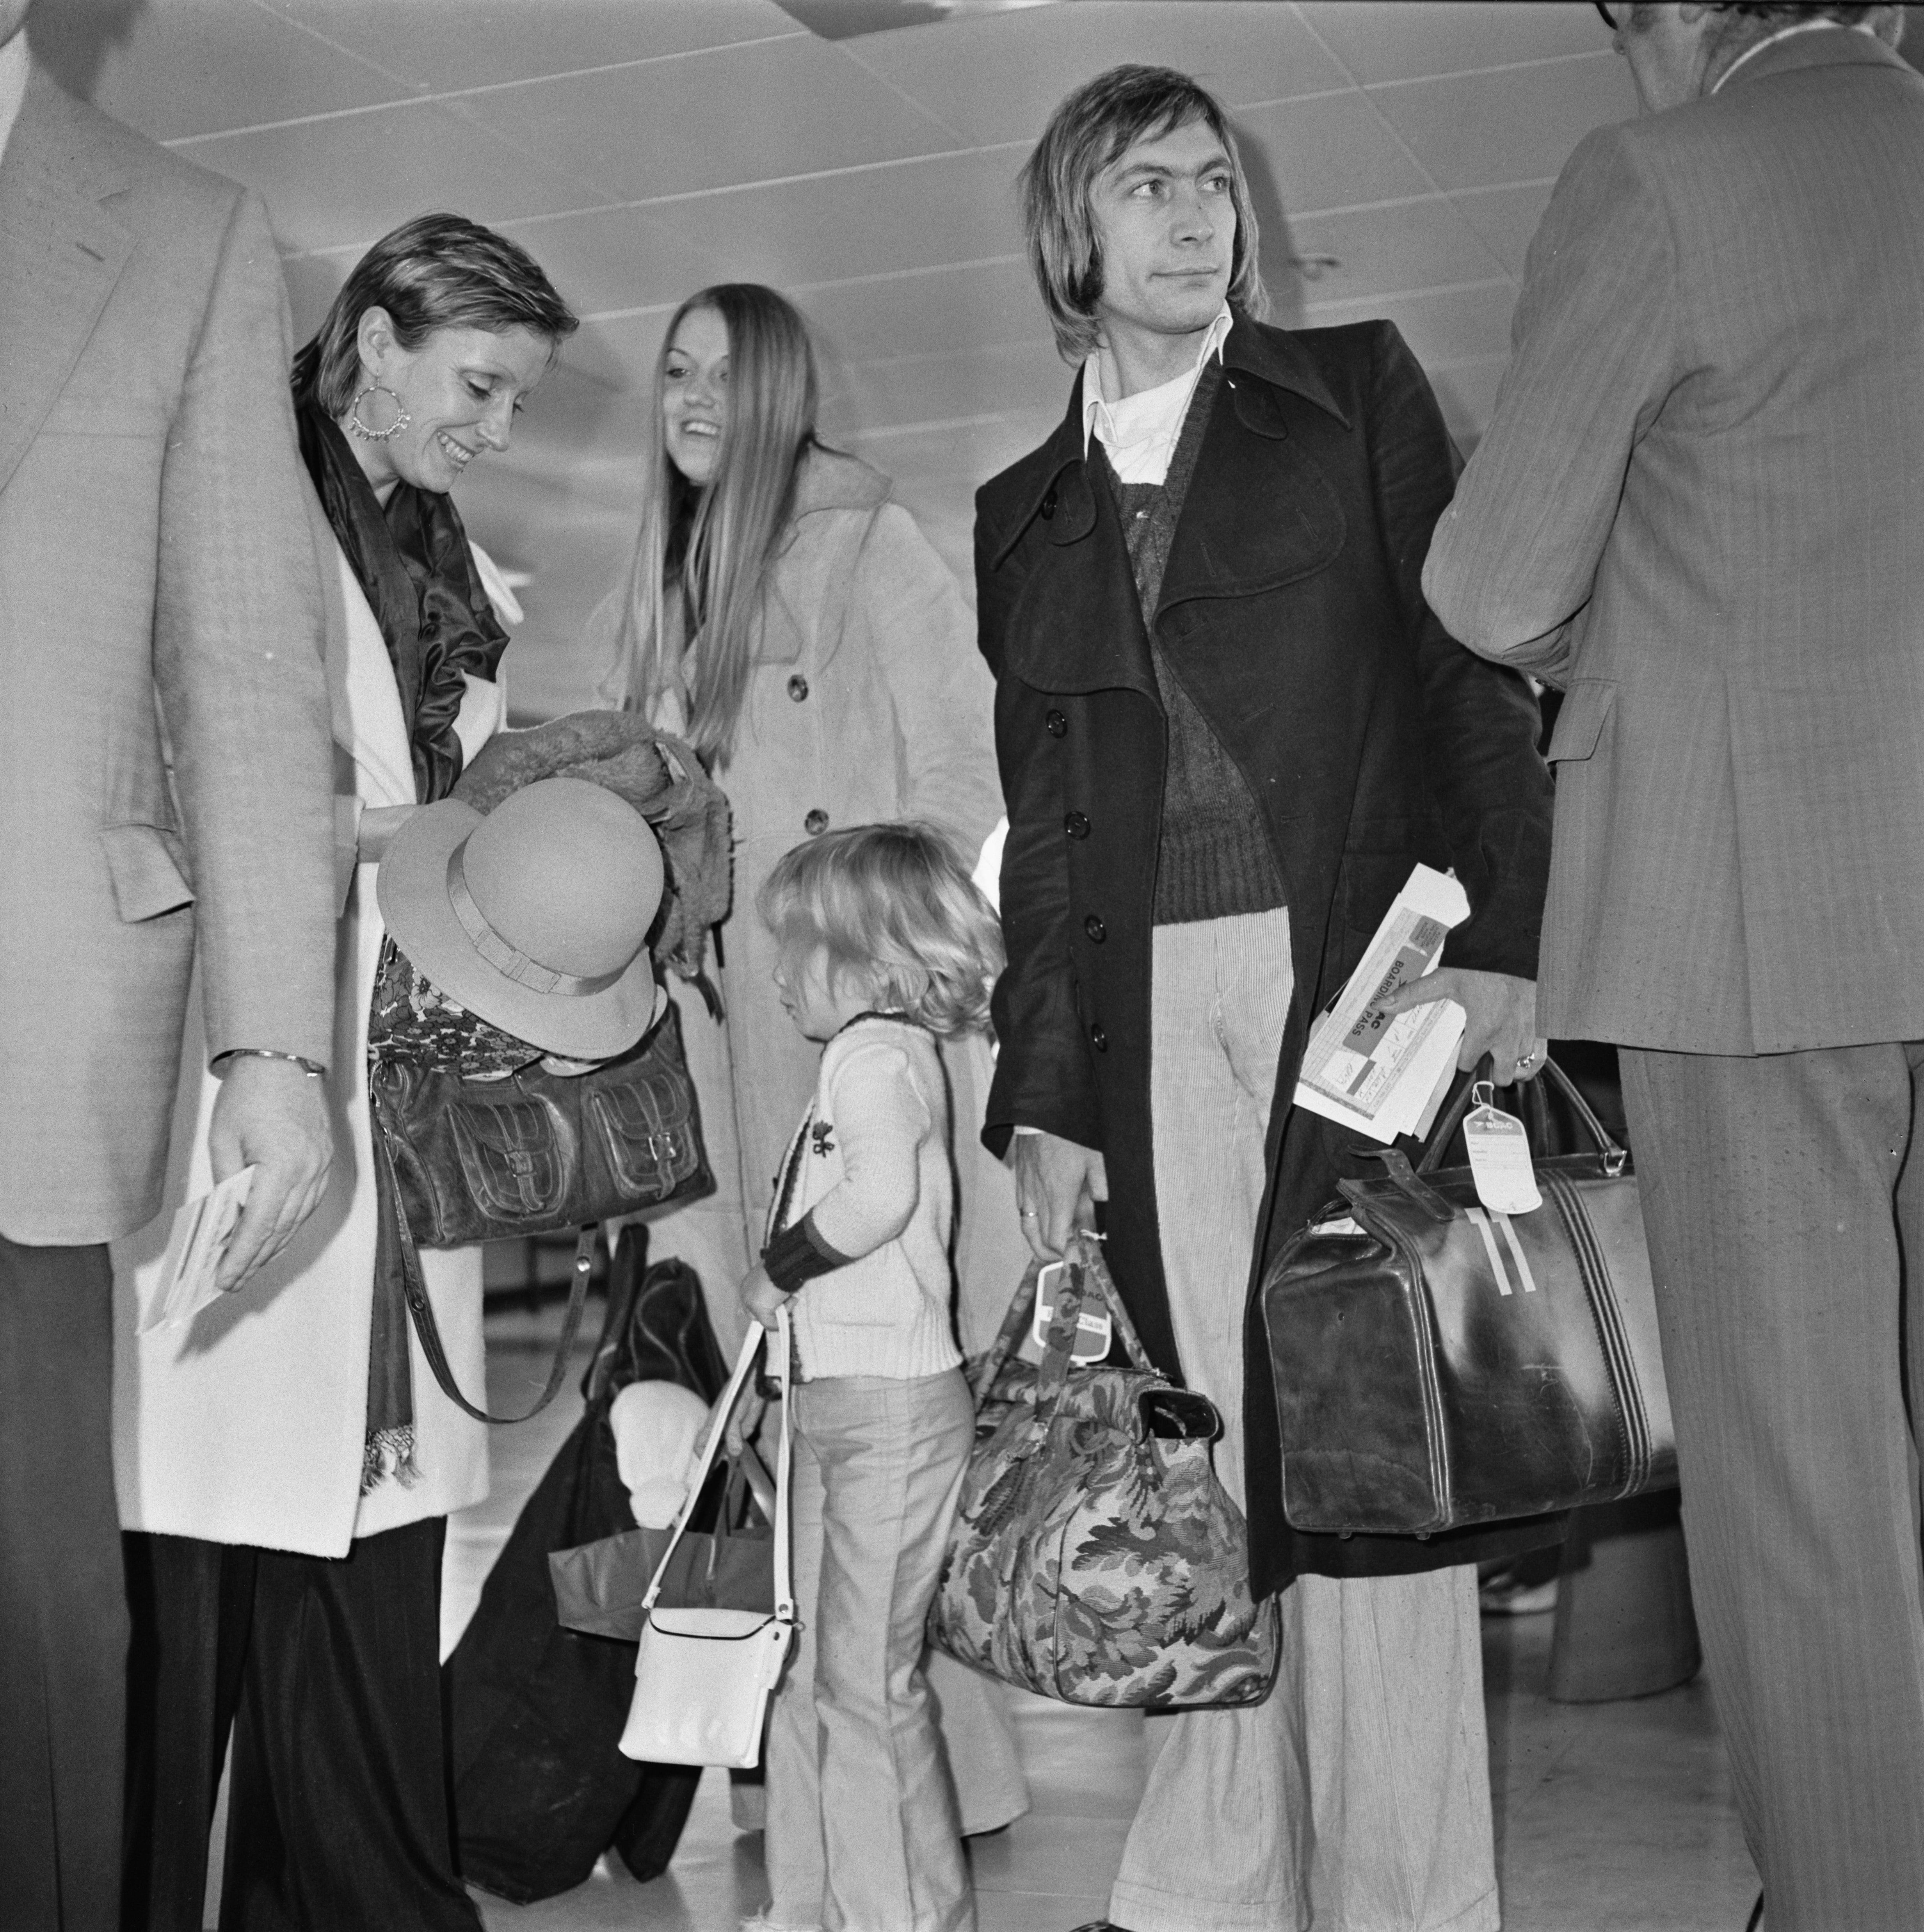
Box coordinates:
[1425,6,1922,1927]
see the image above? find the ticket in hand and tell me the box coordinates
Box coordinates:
[1295,865,1470,1145]
[137,1165,258,1335]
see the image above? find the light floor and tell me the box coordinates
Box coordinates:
[445,1322,1760,1932]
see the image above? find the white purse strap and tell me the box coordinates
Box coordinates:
[639,1304,795,1621]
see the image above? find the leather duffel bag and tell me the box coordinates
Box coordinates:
[1261,1058,1674,1537]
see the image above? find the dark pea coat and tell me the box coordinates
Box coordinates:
[976,313,1558,1598]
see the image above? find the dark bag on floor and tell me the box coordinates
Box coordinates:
[445,1229,729,1903]
[1260,1058,1675,1539]
[551,1458,774,1641]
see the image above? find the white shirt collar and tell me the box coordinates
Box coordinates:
[0,35,29,164]
[1081,305,1233,479]
[1712,17,1881,94]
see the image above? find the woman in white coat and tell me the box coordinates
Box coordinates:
[114,214,578,1932]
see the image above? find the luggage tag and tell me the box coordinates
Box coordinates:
[1462,1083,1542,1215]
[1031,1260,1113,1365]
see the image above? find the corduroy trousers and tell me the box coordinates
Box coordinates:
[763,1368,976,1932]
[1106,911,1499,1932]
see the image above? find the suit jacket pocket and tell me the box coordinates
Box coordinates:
[100,823,195,922]
[1546,680,1617,764]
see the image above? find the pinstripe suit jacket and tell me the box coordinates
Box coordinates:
[0,68,334,1243]
[1424,28,1924,1055]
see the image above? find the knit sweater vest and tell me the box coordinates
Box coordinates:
[1098,361,1287,926]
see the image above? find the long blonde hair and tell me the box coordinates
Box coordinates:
[601,285,819,766]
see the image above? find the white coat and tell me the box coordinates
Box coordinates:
[111,498,504,1557]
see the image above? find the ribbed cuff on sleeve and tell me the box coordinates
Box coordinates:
[763,1212,855,1295]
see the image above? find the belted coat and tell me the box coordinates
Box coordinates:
[976,315,1555,1597]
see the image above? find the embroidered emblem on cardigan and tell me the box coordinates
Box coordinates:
[811,1121,836,1158]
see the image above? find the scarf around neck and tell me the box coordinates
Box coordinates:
[295,390,512,1493]
[296,395,509,806]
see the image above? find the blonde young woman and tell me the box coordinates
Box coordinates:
[596,282,1029,1840]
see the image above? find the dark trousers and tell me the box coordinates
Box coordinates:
[124,1521,482,1932]
[0,1236,124,1932]
[1622,1042,1924,1932]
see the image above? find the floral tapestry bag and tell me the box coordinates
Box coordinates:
[927,1234,1279,1710]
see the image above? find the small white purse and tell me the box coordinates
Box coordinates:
[618,1306,795,1769]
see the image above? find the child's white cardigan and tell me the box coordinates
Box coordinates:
[766,1015,966,1382]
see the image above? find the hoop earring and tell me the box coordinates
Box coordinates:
[347,382,411,442]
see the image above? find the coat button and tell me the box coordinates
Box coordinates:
[804,809,828,835]
[1089,1022,1108,1053]
[787,674,809,702]
[1084,915,1106,943]
[1063,810,1090,840]
[1045,708,1068,738]
[1040,487,1058,521]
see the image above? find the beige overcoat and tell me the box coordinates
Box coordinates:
[112,498,503,1555]
[603,447,1019,1355]
[0,66,334,1245]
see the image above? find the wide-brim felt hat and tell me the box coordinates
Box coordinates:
[377,776,665,1063]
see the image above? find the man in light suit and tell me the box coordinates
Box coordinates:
[1425,6,1923,1926]
[0,4,337,1921]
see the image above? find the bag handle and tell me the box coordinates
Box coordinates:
[371,1101,593,1425]
[640,1306,794,1622]
[1415,1054,1627,1177]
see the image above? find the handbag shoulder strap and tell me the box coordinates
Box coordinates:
[641,1306,796,1620]
[971,1258,1043,1398]
[372,1097,592,1425]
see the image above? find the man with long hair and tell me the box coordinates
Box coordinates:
[1428,5,1924,1925]
[977,64,1554,1932]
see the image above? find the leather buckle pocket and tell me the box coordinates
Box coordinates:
[448,1096,575,1220]
[590,1074,699,1198]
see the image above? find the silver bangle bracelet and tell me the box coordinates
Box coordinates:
[215,1048,327,1079]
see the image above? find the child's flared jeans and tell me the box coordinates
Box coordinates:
[762,1366,977,1932]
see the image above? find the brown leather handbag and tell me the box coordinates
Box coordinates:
[368,999,715,1425]
[372,999,712,1248]
[1260,1059,1674,1537]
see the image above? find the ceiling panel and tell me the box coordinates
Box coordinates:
[176,101,606,254]
[490,205,734,320]
[1234,87,1431,219]
[1297,2,1615,87]
[558,311,675,394]
[465,35,958,205]
[1284,192,1504,308]
[1369,53,1637,192]
[638,146,1028,292]
[28,0,405,142]
[1300,278,1517,370]
[270,0,801,93]
[823,338,1069,436]
[849,0,1351,148]
[1453,179,1558,279]
[795,257,1045,363]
